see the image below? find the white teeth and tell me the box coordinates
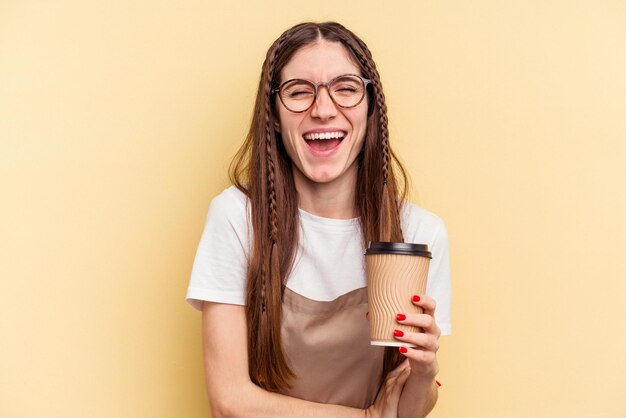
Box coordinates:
[304,131,345,140]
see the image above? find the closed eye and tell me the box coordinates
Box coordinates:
[288,90,314,98]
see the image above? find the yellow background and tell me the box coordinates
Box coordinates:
[1,1,625,417]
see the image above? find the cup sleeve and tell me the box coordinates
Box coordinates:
[186,191,250,310]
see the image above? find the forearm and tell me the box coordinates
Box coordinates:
[203,304,366,418]
[211,381,366,418]
[397,373,438,418]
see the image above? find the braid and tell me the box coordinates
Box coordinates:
[349,39,390,181]
[265,66,280,244]
[346,38,404,242]
[260,33,289,313]
[251,31,295,391]
[265,36,289,234]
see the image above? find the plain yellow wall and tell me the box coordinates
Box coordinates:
[1,1,625,417]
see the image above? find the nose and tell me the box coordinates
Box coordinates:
[310,85,337,120]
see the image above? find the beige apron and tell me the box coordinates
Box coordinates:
[279,287,384,409]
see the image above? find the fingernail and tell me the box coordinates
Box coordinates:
[396,313,406,321]
[436,380,442,387]
[412,295,421,302]
[393,329,404,337]
[399,346,408,354]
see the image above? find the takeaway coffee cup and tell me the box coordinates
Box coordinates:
[365,242,432,347]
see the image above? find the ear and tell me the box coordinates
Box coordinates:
[274,120,281,132]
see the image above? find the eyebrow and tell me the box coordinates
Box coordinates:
[281,73,364,83]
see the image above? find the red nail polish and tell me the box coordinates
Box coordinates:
[412,295,421,302]
[399,346,408,354]
[393,329,404,337]
[396,313,406,321]
[436,380,442,387]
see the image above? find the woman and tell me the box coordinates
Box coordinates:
[187,21,451,417]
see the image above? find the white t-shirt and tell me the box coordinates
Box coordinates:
[186,186,451,335]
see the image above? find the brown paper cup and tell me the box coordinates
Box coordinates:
[365,242,432,347]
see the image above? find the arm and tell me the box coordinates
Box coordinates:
[202,302,408,418]
[394,295,441,418]
[398,375,438,418]
[394,212,451,417]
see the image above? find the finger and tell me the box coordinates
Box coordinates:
[387,367,411,403]
[386,359,410,379]
[383,371,402,395]
[411,294,436,316]
[382,365,409,393]
[393,329,439,352]
[396,313,441,337]
[398,345,438,365]
[396,365,411,386]
[389,367,411,399]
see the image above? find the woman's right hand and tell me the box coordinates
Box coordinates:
[365,359,411,418]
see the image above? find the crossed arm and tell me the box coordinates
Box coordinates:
[201,295,440,418]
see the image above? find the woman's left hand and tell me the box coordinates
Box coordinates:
[393,294,441,379]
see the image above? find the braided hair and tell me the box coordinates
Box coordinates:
[229,21,409,392]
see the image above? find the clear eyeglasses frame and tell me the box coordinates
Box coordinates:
[272,73,372,113]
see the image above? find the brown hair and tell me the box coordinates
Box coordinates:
[229,21,409,392]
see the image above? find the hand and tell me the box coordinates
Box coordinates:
[394,294,441,379]
[365,360,411,418]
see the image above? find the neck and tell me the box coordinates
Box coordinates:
[292,167,358,219]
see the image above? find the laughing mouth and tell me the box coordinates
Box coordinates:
[303,131,346,141]
[302,130,346,153]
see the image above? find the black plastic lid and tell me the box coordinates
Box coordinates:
[365,241,432,258]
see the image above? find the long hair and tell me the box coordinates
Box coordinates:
[229,21,409,392]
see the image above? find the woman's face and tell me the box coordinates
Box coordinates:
[276,40,368,190]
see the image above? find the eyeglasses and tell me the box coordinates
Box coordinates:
[273,74,371,113]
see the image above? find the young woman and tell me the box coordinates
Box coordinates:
[187,22,451,418]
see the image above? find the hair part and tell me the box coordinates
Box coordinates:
[229,21,409,392]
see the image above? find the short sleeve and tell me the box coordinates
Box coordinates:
[425,222,452,336]
[186,187,251,310]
